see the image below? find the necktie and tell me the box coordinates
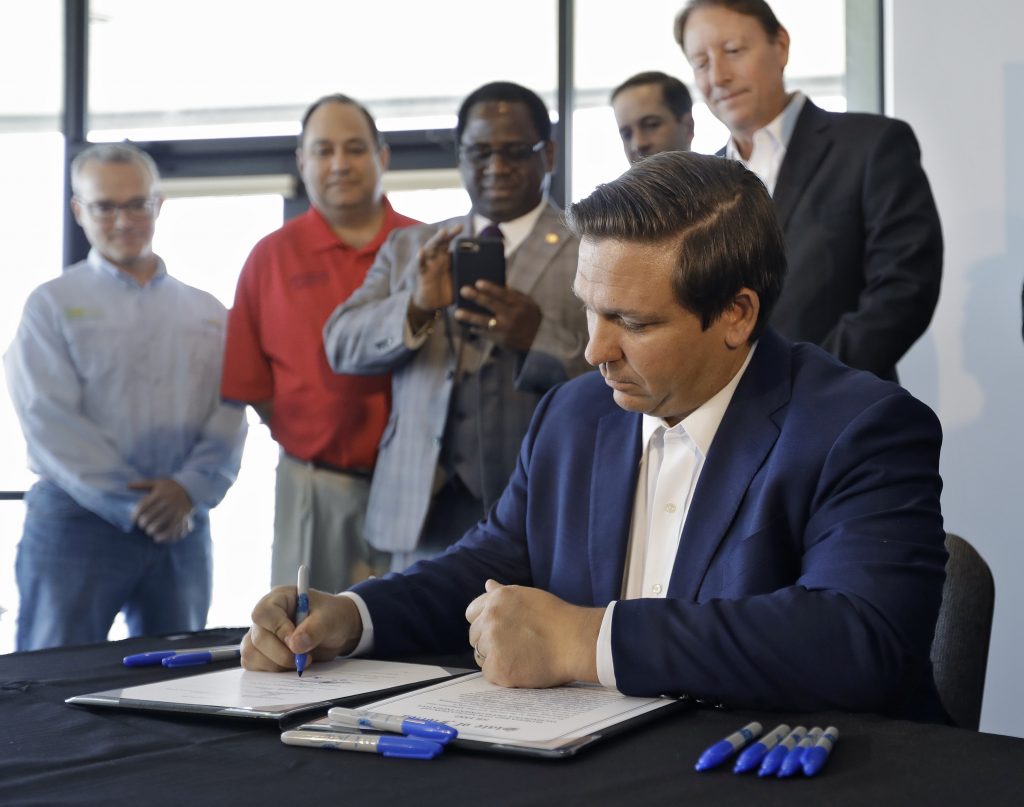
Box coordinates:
[478,222,503,241]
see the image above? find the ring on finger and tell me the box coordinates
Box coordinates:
[473,646,487,663]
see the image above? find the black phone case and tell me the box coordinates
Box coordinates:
[452,237,506,315]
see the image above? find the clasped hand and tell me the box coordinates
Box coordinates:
[129,479,194,543]
[465,580,603,688]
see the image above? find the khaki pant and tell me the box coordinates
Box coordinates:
[270,452,389,593]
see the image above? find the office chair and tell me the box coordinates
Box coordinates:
[929,532,995,730]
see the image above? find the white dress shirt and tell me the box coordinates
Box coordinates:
[595,346,757,688]
[725,91,806,195]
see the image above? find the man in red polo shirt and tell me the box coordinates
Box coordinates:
[221,94,418,592]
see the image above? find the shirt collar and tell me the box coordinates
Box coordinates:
[305,196,402,256]
[641,343,758,457]
[87,247,167,287]
[726,91,806,161]
[472,197,547,256]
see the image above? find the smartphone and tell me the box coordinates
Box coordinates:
[452,236,506,315]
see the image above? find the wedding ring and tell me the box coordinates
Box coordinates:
[473,646,487,663]
[487,317,498,330]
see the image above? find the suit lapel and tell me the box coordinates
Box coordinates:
[506,202,569,296]
[667,331,792,599]
[772,100,833,231]
[589,407,643,603]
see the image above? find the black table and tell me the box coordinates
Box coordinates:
[3,628,1023,806]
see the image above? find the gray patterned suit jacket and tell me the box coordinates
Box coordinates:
[323,202,590,553]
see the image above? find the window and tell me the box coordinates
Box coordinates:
[0,0,64,653]
[88,0,558,141]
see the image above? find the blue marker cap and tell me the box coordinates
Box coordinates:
[400,717,458,744]
[377,736,445,759]
[734,723,789,774]
[757,743,790,777]
[123,651,176,667]
[695,722,762,771]
[162,652,215,667]
[732,741,769,773]
[802,727,839,777]
[778,727,823,778]
[802,746,829,776]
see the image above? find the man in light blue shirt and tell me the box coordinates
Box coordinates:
[4,143,247,651]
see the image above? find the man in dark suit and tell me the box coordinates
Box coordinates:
[244,152,947,720]
[322,82,590,571]
[676,0,943,380]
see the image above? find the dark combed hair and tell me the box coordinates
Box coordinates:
[566,151,786,340]
[674,0,785,46]
[610,71,694,119]
[456,81,552,142]
[299,94,383,149]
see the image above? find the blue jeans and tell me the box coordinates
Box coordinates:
[15,480,212,651]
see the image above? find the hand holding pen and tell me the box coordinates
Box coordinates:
[240,573,364,672]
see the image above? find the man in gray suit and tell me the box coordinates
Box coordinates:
[324,82,590,571]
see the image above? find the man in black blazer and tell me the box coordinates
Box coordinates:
[676,0,943,380]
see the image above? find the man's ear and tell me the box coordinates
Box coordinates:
[377,143,391,173]
[724,288,760,348]
[70,196,84,228]
[543,139,558,174]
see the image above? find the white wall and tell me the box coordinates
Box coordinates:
[887,0,1024,737]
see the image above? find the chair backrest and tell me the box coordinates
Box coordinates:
[929,532,995,730]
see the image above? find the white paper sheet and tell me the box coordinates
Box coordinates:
[360,672,674,746]
[119,659,456,711]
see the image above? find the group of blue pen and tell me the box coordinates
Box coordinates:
[280,708,459,759]
[695,721,839,778]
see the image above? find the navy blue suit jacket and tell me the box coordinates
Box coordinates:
[354,329,947,720]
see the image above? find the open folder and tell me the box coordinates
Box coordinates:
[66,659,471,726]
[297,672,691,758]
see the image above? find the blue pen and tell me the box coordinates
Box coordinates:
[329,707,459,744]
[695,721,762,771]
[732,723,790,773]
[778,726,823,778]
[758,725,806,777]
[294,564,309,677]
[802,726,839,776]
[123,645,240,667]
[280,730,443,759]
[162,647,241,668]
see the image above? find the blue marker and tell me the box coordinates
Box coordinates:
[281,730,443,759]
[294,564,310,677]
[162,647,241,668]
[695,721,763,771]
[732,723,790,773]
[758,726,806,777]
[123,645,240,667]
[802,726,839,776]
[778,726,823,778]
[329,707,458,744]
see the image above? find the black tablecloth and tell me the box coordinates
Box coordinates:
[2,628,1023,806]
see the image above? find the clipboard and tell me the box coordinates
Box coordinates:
[296,672,692,758]
[66,658,472,727]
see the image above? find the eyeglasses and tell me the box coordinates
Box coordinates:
[459,140,546,166]
[76,197,158,221]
